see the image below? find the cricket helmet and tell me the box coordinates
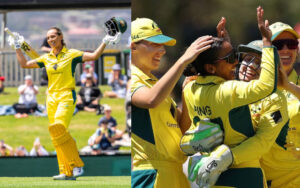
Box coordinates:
[104,17,127,36]
[236,40,263,81]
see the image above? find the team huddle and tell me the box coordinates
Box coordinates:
[131,6,300,188]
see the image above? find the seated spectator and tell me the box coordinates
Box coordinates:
[98,105,117,129]
[76,74,103,114]
[104,64,127,98]
[15,145,29,156]
[13,75,39,118]
[0,75,5,94]
[98,104,124,139]
[80,64,98,86]
[90,119,118,155]
[0,140,14,157]
[29,137,49,156]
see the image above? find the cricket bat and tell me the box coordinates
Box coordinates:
[5,27,40,59]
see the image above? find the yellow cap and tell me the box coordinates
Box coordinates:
[131,18,176,46]
[270,22,300,41]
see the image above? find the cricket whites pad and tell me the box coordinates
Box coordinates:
[180,120,223,155]
[104,17,127,36]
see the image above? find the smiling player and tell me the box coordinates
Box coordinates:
[9,20,124,180]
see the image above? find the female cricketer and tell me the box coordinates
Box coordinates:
[258,22,300,188]
[11,26,121,180]
[183,7,282,187]
[130,17,213,188]
[237,39,293,188]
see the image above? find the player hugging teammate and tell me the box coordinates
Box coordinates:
[131,5,300,188]
[180,6,300,188]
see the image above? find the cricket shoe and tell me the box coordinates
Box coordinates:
[73,167,84,177]
[53,174,76,180]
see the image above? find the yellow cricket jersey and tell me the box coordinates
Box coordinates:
[183,47,279,187]
[131,65,187,169]
[36,46,84,92]
[184,47,278,154]
[259,70,300,187]
[239,90,289,163]
[261,99,300,169]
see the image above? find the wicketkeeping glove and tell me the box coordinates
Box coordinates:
[102,32,121,45]
[188,144,233,188]
[180,120,223,155]
[7,32,24,49]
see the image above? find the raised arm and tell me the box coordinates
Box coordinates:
[16,49,40,69]
[220,6,277,108]
[216,17,231,43]
[82,32,122,62]
[132,36,213,108]
[82,43,107,62]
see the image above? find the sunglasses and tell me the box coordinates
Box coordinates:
[272,39,299,50]
[215,49,237,64]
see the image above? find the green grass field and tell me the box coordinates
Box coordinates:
[0,86,128,153]
[0,176,131,188]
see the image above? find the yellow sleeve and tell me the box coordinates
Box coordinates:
[70,49,84,58]
[131,74,147,96]
[35,54,47,68]
[231,91,289,165]
[218,47,279,108]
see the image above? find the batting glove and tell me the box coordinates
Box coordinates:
[188,144,233,188]
[7,32,24,49]
[102,32,121,45]
[180,120,223,155]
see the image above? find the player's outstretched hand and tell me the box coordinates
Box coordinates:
[188,144,233,188]
[179,35,213,66]
[7,32,24,49]
[257,6,272,45]
[102,32,121,45]
[216,17,231,43]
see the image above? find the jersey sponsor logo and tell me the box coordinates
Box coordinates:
[166,122,179,128]
[194,105,212,116]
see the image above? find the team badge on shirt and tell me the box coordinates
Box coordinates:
[53,64,58,70]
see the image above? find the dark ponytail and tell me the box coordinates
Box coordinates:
[183,63,198,76]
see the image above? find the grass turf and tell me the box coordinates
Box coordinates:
[0,176,131,188]
[0,86,128,153]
